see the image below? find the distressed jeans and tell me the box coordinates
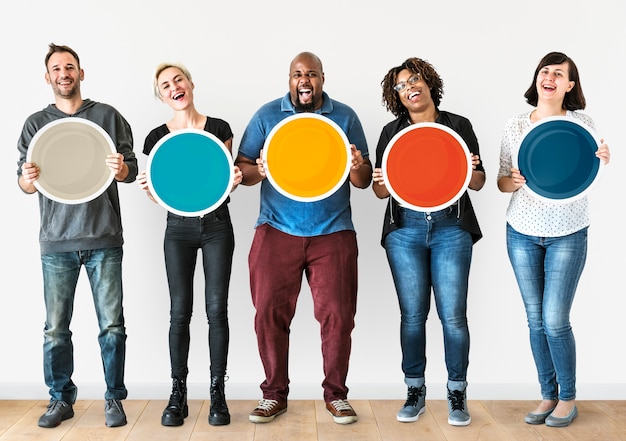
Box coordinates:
[41,247,127,403]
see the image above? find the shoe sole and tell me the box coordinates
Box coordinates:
[209,416,231,426]
[545,420,575,427]
[331,415,358,424]
[161,415,185,426]
[524,415,549,425]
[397,406,425,423]
[326,410,358,425]
[448,417,471,426]
[249,407,287,423]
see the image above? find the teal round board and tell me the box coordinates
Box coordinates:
[147,129,234,216]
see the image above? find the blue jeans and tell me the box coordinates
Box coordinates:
[41,247,127,403]
[506,224,587,401]
[164,207,234,379]
[384,206,473,383]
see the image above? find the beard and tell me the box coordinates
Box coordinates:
[294,98,316,112]
[52,82,80,99]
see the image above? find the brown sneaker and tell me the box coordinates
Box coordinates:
[249,399,287,423]
[326,399,358,424]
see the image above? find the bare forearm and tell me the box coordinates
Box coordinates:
[349,160,372,189]
[235,155,264,186]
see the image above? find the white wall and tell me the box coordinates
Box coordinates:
[2,0,624,401]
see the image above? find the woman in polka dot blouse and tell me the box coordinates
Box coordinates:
[497,51,610,428]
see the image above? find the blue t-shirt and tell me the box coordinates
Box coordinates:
[238,92,369,237]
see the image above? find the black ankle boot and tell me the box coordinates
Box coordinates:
[208,376,230,426]
[161,377,188,426]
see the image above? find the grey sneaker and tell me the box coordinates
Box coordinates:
[38,400,74,428]
[397,385,426,422]
[105,399,127,427]
[447,386,471,426]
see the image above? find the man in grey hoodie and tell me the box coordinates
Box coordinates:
[17,43,137,429]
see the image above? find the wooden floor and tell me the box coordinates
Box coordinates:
[0,399,624,441]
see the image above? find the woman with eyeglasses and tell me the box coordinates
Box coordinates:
[497,52,610,428]
[372,57,485,427]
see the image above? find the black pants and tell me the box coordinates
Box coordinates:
[164,205,234,378]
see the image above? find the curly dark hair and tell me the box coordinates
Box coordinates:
[524,51,586,111]
[381,57,444,118]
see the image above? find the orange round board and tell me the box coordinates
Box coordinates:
[263,113,351,202]
[382,123,472,211]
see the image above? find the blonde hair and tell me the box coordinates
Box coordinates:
[152,62,193,99]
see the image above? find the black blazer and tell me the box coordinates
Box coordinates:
[375,110,484,246]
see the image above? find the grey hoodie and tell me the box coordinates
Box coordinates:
[17,99,138,254]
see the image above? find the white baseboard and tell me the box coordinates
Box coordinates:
[2,382,625,401]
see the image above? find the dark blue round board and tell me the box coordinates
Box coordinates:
[516,116,601,203]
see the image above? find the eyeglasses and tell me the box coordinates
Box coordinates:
[393,73,422,93]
